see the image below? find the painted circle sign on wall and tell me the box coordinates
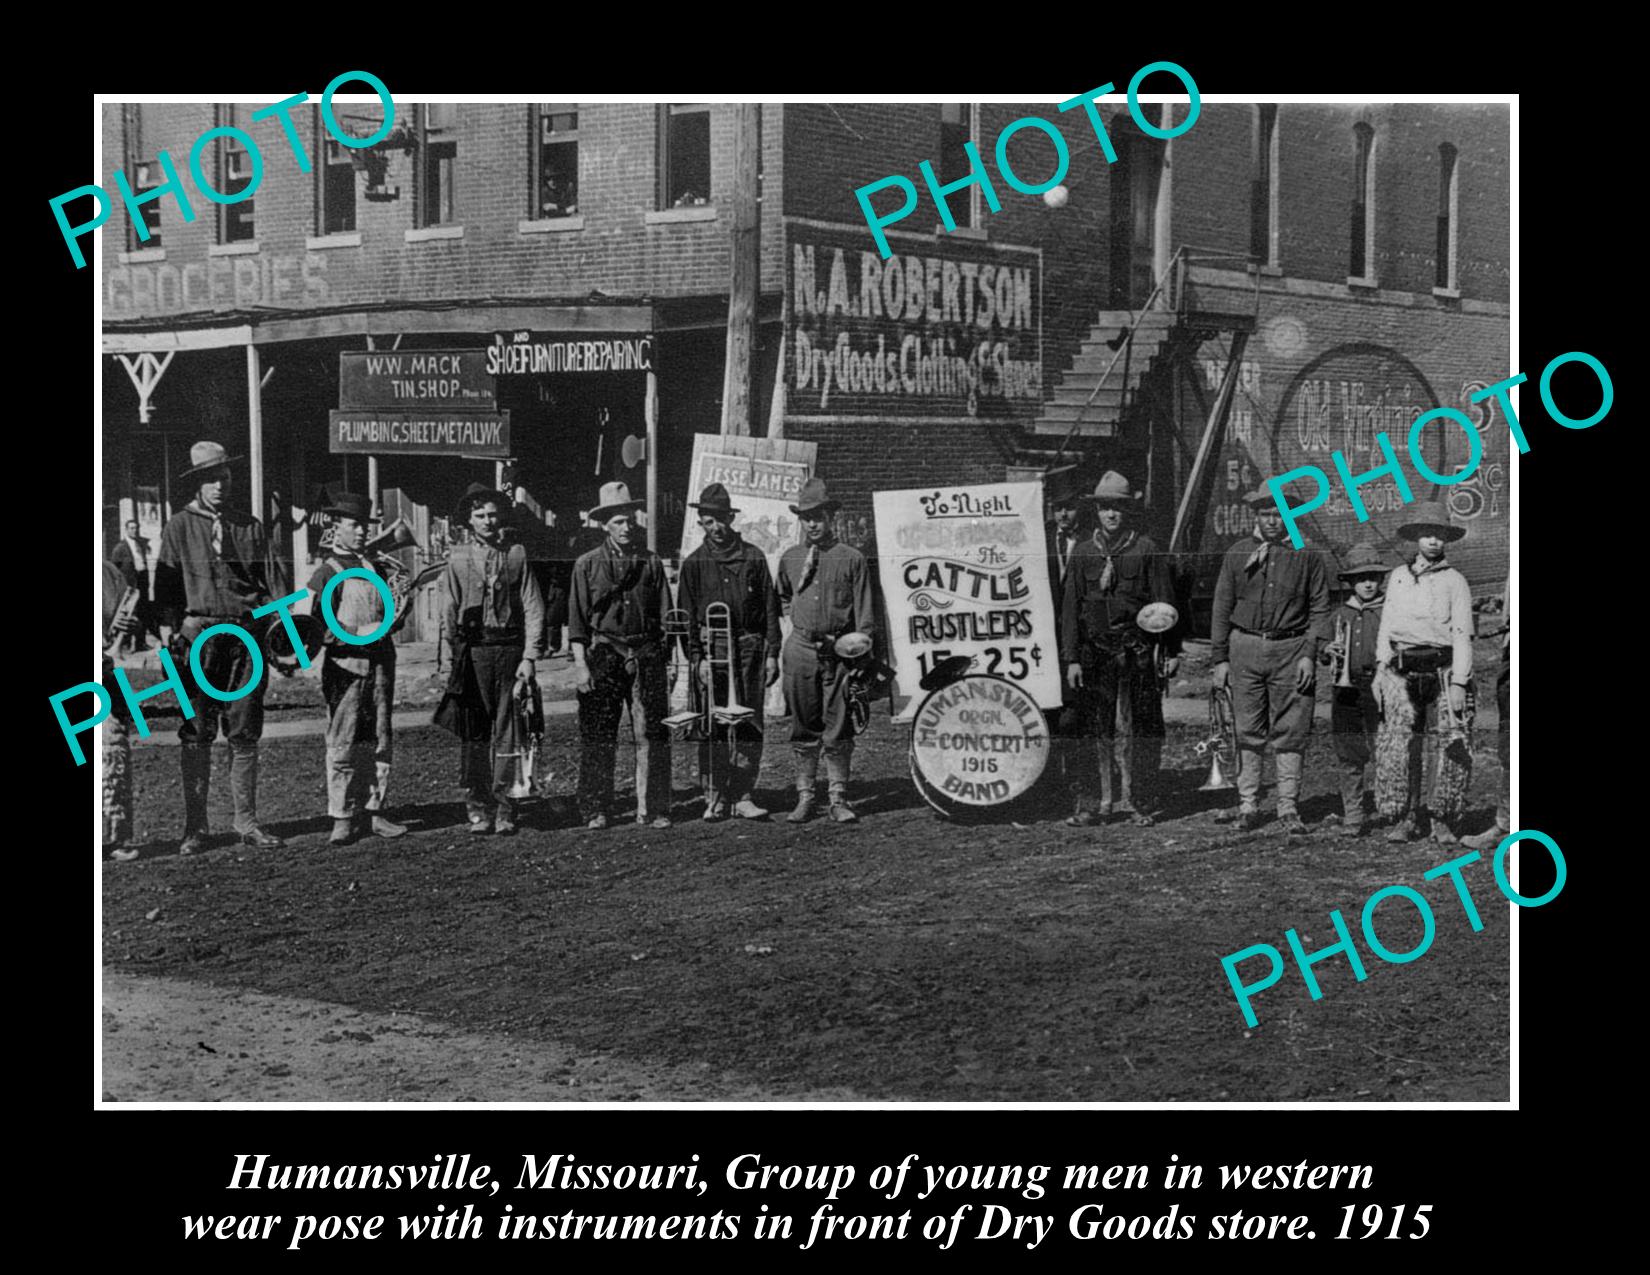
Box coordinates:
[910,675,1049,813]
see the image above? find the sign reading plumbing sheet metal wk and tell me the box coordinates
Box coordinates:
[873,481,1061,720]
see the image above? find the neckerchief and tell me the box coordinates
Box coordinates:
[707,531,746,563]
[1091,527,1138,594]
[1244,526,1281,575]
[799,536,833,593]
[1408,553,1449,580]
[190,498,224,556]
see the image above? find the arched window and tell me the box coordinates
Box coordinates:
[1251,104,1280,267]
[1437,143,1459,292]
[1350,122,1376,281]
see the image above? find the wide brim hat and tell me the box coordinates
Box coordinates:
[789,477,840,515]
[588,480,645,524]
[180,440,243,479]
[1397,500,1466,543]
[1083,470,1143,504]
[1241,487,1278,508]
[689,481,740,516]
[1042,465,1082,511]
[1338,542,1391,578]
[320,490,373,523]
[452,482,511,525]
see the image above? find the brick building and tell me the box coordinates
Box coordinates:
[99,98,1509,622]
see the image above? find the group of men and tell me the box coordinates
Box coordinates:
[101,442,880,856]
[1049,473,1504,845]
[101,438,1504,858]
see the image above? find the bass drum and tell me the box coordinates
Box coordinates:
[908,674,1050,821]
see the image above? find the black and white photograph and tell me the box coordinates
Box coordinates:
[83,90,1517,1109]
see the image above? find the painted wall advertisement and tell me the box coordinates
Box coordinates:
[785,218,1042,423]
[872,481,1061,721]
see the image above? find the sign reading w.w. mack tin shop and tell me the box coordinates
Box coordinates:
[785,219,1041,423]
[332,348,508,458]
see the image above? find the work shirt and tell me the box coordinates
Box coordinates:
[1376,557,1474,682]
[444,537,547,658]
[777,538,874,643]
[307,551,395,664]
[1209,532,1332,665]
[568,539,671,649]
[154,501,270,621]
[1333,596,1384,681]
[679,535,782,662]
[1060,530,1179,662]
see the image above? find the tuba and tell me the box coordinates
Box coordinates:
[1194,685,1243,790]
[361,517,446,625]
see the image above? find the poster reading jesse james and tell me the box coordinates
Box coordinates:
[873,481,1061,720]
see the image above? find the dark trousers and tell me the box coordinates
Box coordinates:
[1076,639,1164,811]
[460,643,524,819]
[176,626,267,836]
[697,633,766,804]
[1330,683,1380,768]
[577,642,671,821]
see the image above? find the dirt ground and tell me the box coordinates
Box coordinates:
[101,647,1511,1103]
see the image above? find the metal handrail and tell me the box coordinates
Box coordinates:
[1046,245,1189,471]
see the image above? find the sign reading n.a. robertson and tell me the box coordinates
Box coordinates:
[784,218,1042,423]
[339,350,496,409]
[329,410,511,457]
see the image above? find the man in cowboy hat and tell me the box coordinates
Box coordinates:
[776,477,875,824]
[1061,471,1180,826]
[569,481,674,829]
[679,482,782,821]
[153,440,284,854]
[1209,488,1333,834]
[1373,501,1476,844]
[1328,541,1392,838]
[306,492,408,847]
[443,482,547,836]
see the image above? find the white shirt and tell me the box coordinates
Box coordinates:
[124,536,148,572]
[1376,557,1474,682]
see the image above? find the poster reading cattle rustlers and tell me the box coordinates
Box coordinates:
[873,481,1061,720]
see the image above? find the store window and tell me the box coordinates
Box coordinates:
[658,104,711,209]
[531,105,579,218]
[416,104,459,227]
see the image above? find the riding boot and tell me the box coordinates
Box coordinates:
[1338,762,1366,835]
[824,748,857,823]
[788,747,819,823]
[180,742,211,836]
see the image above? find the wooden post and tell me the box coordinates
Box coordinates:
[720,103,761,437]
[645,371,659,552]
[246,343,265,523]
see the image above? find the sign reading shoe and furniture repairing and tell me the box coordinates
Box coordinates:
[784,219,1042,424]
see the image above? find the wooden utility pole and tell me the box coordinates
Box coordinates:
[720,103,761,437]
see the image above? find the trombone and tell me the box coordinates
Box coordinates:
[664,604,754,807]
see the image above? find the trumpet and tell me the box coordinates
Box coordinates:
[105,586,140,654]
[1193,685,1243,790]
[1319,615,1354,688]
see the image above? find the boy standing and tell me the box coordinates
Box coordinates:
[1328,542,1389,838]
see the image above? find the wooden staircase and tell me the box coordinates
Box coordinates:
[1033,309,1177,438]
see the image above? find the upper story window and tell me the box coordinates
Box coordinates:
[318,133,358,235]
[658,104,711,209]
[1350,122,1376,281]
[1437,143,1459,292]
[938,103,981,229]
[1251,104,1279,267]
[121,106,162,251]
[531,105,579,218]
[416,104,459,227]
[217,104,256,243]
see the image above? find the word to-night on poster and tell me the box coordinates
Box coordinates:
[873,481,1060,720]
[785,219,1041,423]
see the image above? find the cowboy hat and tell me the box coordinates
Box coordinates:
[789,477,840,515]
[1083,470,1142,504]
[180,440,243,479]
[1241,487,1278,508]
[1397,500,1466,543]
[452,481,511,525]
[1337,542,1391,578]
[689,481,740,516]
[587,480,644,524]
[320,491,373,523]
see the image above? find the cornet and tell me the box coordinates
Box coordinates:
[1320,615,1354,688]
[1194,685,1243,790]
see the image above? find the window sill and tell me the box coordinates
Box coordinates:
[938,224,988,240]
[209,241,260,257]
[519,216,585,234]
[405,225,466,243]
[306,232,362,250]
[645,206,718,225]
[1432,285,1461,300]
[1258,263,1283,277]
[119,248,166,264]
[1345,276,1379,291]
